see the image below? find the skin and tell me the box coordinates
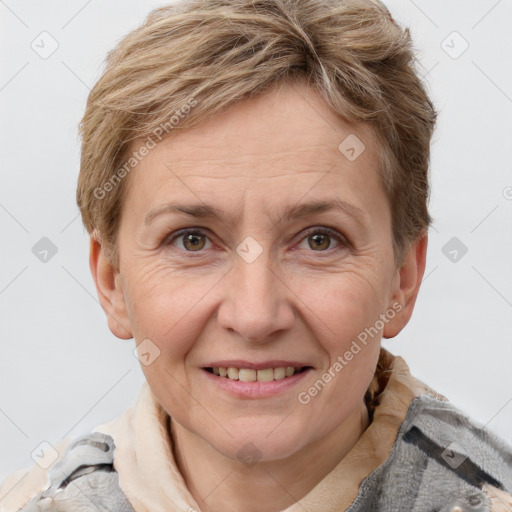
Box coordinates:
[90,79,427,512]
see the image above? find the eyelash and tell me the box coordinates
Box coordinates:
[165,226,348,256]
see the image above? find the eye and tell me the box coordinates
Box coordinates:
[297,227,346,252]
[167,229,212,252]
[165,226,347,255]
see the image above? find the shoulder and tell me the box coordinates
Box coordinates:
[402,394,512,484]
[407,395,512,509]
[357,393,512,512]
[0,432,134,512]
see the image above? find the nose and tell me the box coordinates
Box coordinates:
[216,246,296,343]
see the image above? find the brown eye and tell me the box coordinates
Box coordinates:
[168,229,211,252]
[297,227,345,253]
[182,232,206,251]
[308,232,331,251]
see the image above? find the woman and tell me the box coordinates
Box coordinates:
[1,0,511,511]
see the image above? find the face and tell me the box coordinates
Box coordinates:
[93,80,422,462]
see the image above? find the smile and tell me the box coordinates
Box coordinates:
[201,363,313,399]
[204,366,311,382]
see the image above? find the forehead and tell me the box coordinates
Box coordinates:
[123,81,388,226]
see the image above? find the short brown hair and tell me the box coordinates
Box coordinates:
[77,0,437,269]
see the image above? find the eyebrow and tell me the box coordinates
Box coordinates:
[144,198,367,229]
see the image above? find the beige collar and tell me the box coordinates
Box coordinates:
[93,348,445,512]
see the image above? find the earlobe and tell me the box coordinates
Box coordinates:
[383,232,428,339]
[89,235,133,340]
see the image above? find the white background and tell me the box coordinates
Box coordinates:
[1,0,511,484]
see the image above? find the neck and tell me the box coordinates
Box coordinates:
[170,400,370,512]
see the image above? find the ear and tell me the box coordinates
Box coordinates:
[89,235,133,340]
[383,232,428,339]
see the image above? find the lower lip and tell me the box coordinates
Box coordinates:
[201,368,313,399]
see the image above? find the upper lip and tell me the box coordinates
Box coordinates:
[203,360,312,370]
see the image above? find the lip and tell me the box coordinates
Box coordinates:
[203,360,310,371]
[201,365,313,399]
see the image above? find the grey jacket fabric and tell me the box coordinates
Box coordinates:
[17,395,512,512]
[17,432,135,512]
[348,395,512,511]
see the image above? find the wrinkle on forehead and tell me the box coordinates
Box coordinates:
[123,81,388,240]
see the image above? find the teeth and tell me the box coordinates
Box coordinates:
[211,366,303,381]
[273,367,285,380]
[257,368,274,382]
[239,369,256,382]
[227,367,239,380]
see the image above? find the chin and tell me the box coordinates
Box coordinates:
[205,417,312,464]
[224,436,303,465]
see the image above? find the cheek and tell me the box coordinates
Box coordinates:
[121,273,204,394]
[298,272,384,426]
[123,258,217,340]
[124,262,210,421]
[302,265,389,350]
